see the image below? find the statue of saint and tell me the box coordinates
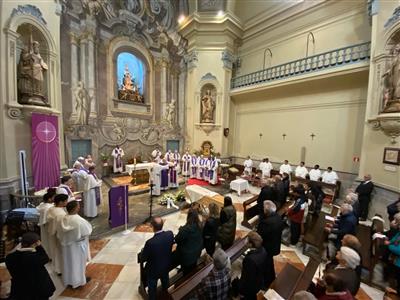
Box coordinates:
[201,89,215,123]
[118,64,144,103]
[74,81,91,125]
[17,40,48,106]
[165,99,176,126]
[382,43,400,113]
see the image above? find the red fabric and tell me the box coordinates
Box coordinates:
[287,208,305,224]
[187,178,209,186]
[318,290,354,300]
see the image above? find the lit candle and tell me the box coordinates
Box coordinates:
[134,157,137,165]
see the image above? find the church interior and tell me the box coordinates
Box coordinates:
[0,0,400,299]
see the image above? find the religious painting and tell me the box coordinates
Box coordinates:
[117,52,145,103]
[201,141,213,157]
[383,147,400,165]
[200,84,217,124]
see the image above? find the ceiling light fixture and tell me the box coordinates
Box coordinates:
[178,15,185,24]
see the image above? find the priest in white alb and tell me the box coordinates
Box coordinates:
[83,167,101,218]
[111,145,124,173]
[279,160,292,175]
[181,151,191,177]
[47,194,68,275]
[203,156,210,181]
[151,161,170,196]
[322,167,339,184]
[189,154,197,178]
[309,164,322,181]
[208,156,219,185]
[36,192,54,258]
[243,156,253,175]
[197,155,206,180]
[295,162,308,179]
[58,201,92,289]
[258,158,273,178]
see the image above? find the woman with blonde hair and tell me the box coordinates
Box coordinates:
[203,203,220,256]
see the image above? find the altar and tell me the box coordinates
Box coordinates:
[125,162,155,185]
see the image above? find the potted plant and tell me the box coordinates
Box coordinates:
[100,153,110,166]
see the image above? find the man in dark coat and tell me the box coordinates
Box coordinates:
[217,197,237,250]
[327,204,357,249]
[355,174,374,221]
[141,217,174,300]
[274,175,286,209]
[6,232,55,300]
[256,178,276,218]
[256,200,284,288]
[239,232,268,300]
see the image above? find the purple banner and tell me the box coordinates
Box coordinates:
[31,113,60,190]
[108,185,129,228]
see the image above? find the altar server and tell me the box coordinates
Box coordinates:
[258,158,273,178]
[57,175,75,202]
[47,194,68,275]
[295,162,308,179]
[36,192,54,258]
[151,161,170,196]
[169,159,179,188]
[309,164,322,181]
[197,155,206,180]
[112,145,124,173]
[279,160,292,175]
[181,151,191,177]
[322,167,339,184]
[208,156,219,185]
[58,201,92,289]
[243,156,253,175]
[190,154,198,178]
[83,166,101,218]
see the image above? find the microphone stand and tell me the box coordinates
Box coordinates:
[146,182,155,223]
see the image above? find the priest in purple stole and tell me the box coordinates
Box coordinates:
[181,151,191,177]
[208,156,219,185]
[204,157,210,181]
[169,159,178,188]
[197,155,206,180]
[159,159,169,191]
[190,154,197,178]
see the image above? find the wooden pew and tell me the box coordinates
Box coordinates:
[269,256,321,299]
[168,237,249,300]
[302,204,339,257]
[292,176,340,204]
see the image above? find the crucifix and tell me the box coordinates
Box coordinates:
[282,133,286,140]
[310,133,316,140]
[259,133,263,139]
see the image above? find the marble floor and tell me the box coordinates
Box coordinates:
[0,184,385,300]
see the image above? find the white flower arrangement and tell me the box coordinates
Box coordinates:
[158,193,176,206]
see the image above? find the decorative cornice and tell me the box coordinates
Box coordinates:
[385,6,400,29]
[184,51,198,70]
[221,49,235,70]
[201,72,217,81]
[10,5,47,25]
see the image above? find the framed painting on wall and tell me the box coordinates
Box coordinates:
[383,148,400,165]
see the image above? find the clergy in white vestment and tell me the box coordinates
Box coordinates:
[173,150,181,174]
[111,145,124,173]
[165,149,173,162]
[258,158,273,178]
[181,151,191,176]
[322,167,339,184]
[279,160,292,175]
[208,156,219,185]
[243,156,253,175]
[151,162,170,196]
[73,157,85,168]
[36,192,54,258]
[47,194,68,275]
[151,148,162,163]
[168,159,179,188]
[189,154,198,178]
[309,164,322,181]
[83,167,101,218]
[295,162,309,179]
[57,175,76,202]
[203,157,211,181]
[58,201,92,289]
[197,155,206,180]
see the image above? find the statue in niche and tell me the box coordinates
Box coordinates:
[74,81,91,125]
[17,40,48,106]
[201,89,215,123]
[382,43,400,113]
[118,64,144,103]
[165,99,176,126]
[81,0,116,20]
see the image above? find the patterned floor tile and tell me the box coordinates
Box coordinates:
[133,223,153,232]
[90,239,110,259]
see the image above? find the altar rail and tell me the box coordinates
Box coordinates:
[231,42,371,89]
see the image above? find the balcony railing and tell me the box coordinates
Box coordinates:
[231,42,371,89]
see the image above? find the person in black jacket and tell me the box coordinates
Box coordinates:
[6,232,55,300]
[239,231,268,300]
[256,200,284,288]
[274,175,286,209]
[141,217,174,300]
[355,174,374,221]
[203,203,220,256]
[256,178,276,218]
[282,172,290,201]
[175,208,203,275]
[326,204,357,249]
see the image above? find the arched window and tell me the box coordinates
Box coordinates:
[117,52,146,103]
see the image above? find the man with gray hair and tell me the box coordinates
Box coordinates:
[257,200,284,288]
[327,203,357,249]
[355,174,374,221]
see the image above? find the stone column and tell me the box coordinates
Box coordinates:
[70,32,79,119]
[160,59,169,119]
[79,36,88,88]
[178,60,187,130]
[87,32,97,118]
